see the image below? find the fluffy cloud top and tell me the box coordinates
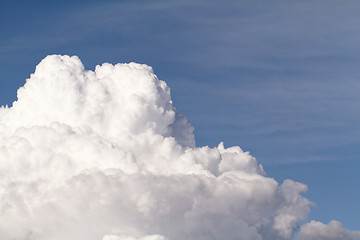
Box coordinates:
[0,55,356,240]
[297,220,360,240]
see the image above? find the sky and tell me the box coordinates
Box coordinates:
[0,0,359,237]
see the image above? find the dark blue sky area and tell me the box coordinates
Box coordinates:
[1,0,359,230]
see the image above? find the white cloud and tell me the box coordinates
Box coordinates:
[297,220,360,240]
[102,234,168,240]
[0,55,356,240]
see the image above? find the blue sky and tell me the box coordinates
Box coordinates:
[1,0,359,231]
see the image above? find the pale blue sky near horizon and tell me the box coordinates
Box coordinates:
[1,0,359,231]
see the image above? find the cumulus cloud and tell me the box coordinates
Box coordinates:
[297,220,360,240]
[0,55,356,240]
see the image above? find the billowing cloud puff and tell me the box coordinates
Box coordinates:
[0,55,356,240]
[297,220,360,240]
